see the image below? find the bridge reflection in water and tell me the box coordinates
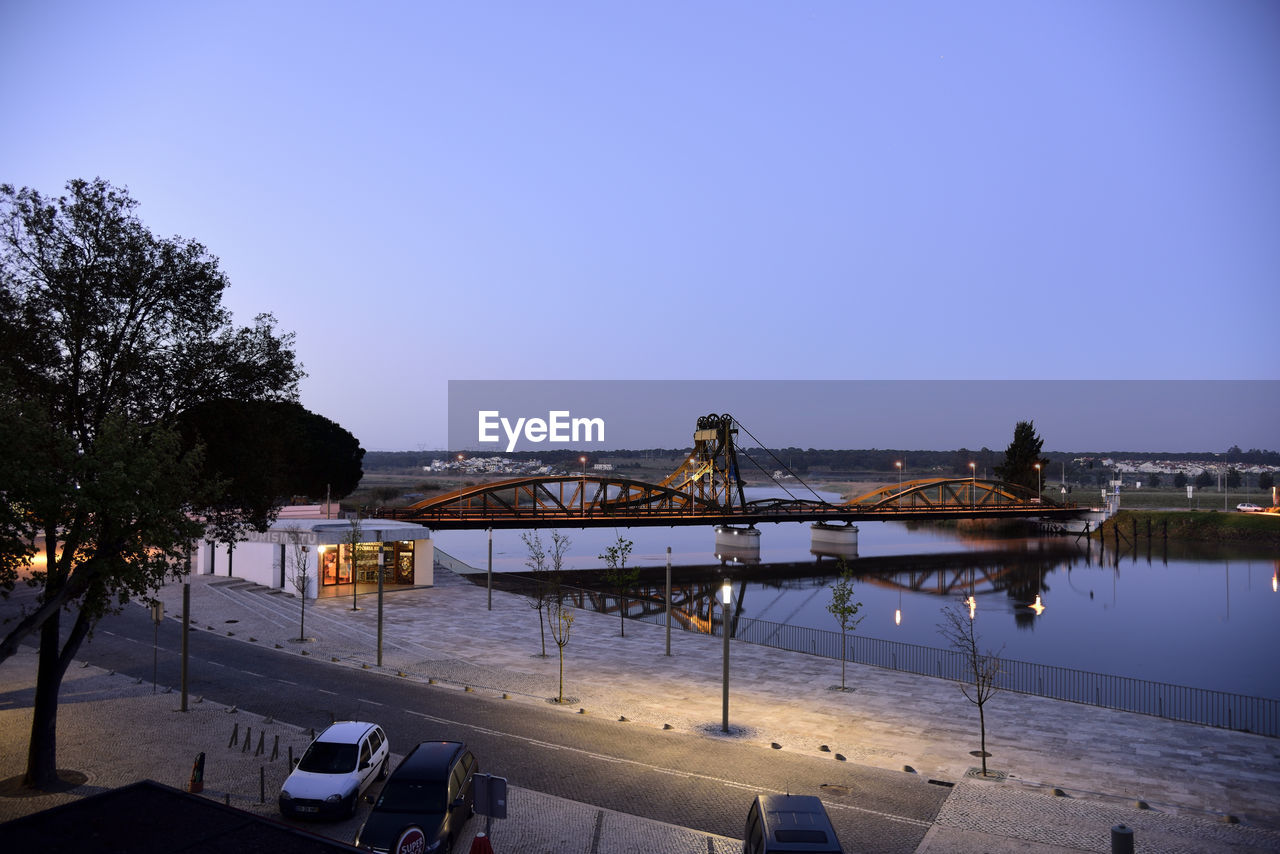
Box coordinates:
[468,541,1278,738]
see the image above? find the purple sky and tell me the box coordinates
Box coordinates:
[4,2,1277,451]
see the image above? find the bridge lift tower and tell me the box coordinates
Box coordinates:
[658,413,748,510]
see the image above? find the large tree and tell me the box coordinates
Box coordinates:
[993,420,1050,495]
[175,398,365,565]
[0,178,304,789]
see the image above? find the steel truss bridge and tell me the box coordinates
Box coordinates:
[385,413,1087,530]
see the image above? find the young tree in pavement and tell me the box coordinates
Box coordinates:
[286,532,313,642]
[598,535,637,637]
[521,531,550,657]
[826,560,863,691]
[548,588,574,704]
[993,421,1051,496]
[938,598,1004,777]
[0,178,303,790]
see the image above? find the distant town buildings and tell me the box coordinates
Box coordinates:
[424,457,613,477]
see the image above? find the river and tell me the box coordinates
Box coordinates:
[431,490,1280,701]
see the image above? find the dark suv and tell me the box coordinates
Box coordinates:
[354,741,479,853]
[743,794,844,853]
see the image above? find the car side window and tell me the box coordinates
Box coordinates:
[360,739,372,768]
[450,763,467,799]
[369,729,383,754]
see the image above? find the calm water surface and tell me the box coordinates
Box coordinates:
[433,489,1280,700]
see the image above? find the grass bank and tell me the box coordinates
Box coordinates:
[1096,509,1280,545]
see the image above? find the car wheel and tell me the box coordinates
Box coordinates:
[377,756,389,780]
[347,792,360,819]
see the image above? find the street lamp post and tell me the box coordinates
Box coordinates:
[376,537,385,666]
[969,462,976,508]
[896,460,903,493]
[1035,463,1041,501]
[580,456,587,515]
[720,578,732,733]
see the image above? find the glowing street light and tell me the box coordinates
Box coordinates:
[969,462,976,508]
[720,578,733,733]
[1035,463,1042,500]
[965,594,977,620]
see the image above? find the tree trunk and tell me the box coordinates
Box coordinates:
[840,629,847,689]
[978,702,988,776]
[24,613,63,788]
[558,646,565,703]
[619,594,626,638]
[25,596,94,789]
[538,604,546,657]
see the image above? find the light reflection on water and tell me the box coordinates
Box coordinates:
[433,490,1280,700]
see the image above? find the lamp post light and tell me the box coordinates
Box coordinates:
[720,578,733,733]
[1035,463,1041,501]
[969,462,976,508]
[896,460,903,497]
[580,456,587,515]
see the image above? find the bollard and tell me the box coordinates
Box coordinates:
[272,734,280,761]
[256,731,265,757]
[1110,823,1134,854]
[260,766,266,804]
[188,752,205,793]
[242,727,251,753]
[228,723,239,748]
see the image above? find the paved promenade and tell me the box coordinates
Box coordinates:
[3,563,1279,853]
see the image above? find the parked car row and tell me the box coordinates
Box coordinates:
[281,721,847,853]
[279,721,478,853]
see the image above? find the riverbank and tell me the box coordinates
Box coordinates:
[1095,509,1280,545]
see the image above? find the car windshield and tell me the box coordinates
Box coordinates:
[374,780,447,813]
[298,741,358,774]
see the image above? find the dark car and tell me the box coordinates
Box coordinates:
[743,794,843,853]
[354,741,478,853]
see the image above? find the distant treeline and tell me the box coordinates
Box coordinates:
[365,445,1279,477]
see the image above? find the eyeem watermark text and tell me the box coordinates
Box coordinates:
[478,410,605,452]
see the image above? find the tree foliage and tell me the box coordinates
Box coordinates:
[993,421,1050,495]
[0,178,303,788]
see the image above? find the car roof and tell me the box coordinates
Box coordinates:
[392,741,466,780]
[315,721,379,743]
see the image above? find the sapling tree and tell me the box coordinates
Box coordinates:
[522,531,550,656]
[287,533,313,642]
[938,598,1004,777]
[826,561,863,691]
[599,535,637,637]
[522,529,570,657]
[343,514,363,609]
[548,591,574,704]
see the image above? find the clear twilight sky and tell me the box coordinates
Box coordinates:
[3,2,1277,452]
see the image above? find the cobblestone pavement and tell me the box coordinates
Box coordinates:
[3,563,1279,853]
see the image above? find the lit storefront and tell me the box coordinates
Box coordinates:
[197,516,434,597]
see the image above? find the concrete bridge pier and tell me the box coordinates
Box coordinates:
[810,521,859,561]
[714,525,760,565]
